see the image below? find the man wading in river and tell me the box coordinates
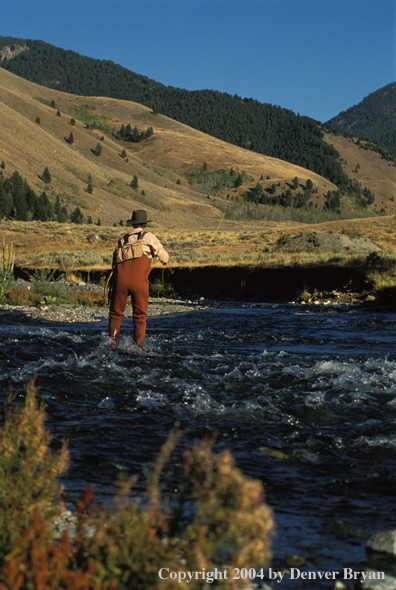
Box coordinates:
[108,210,169,348]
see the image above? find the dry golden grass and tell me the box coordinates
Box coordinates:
[3,213,396,272]
[323,133,396,208]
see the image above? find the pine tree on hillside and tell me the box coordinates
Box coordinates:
[234,174,243,188]
[0,181,13,218]
[34,192,53,221]
[70,206,84,224]
[41,167,52,184]
[57,206,68,223]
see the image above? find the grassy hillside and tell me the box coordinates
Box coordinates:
[1,67,396,280]
[0,36,352,190]
[0,67,344,229]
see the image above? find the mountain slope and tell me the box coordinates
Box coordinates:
[0,36,348,189]
[1,67,345,229]
[327,82,396,151]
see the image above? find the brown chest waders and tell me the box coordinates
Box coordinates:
[108,255,151,347]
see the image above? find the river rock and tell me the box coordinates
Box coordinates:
[367,531,396,557]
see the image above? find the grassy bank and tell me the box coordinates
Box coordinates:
[2,216,396,307]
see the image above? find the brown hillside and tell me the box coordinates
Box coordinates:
[0,67,340,229]
[323,132,396,210]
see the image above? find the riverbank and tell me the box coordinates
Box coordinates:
[12,261,386,307]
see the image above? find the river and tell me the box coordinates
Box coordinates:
[1,301,396,588]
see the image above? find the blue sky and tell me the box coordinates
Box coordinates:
[1,0,395,122]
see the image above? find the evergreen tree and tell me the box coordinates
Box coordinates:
[94,143,102,156]
[132,126,140,142]
[87,182,93,194]
[57,206,68,223]
[34,192,53,221]
[234,174,243,188]
[42,166,51,184]
[70,206,84,224]
[131,175,139,189]
[70,117,76,126]
[25,186,38,217]
[35,116,41,124]
[292,176,299,189]
[12,188,28,221]
[54,195,61,216]
[96,218,101,226]
[0,182,12,218]
[67,132,74,144]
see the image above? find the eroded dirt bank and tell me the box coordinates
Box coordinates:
[151,265,373,302]
[14,263,383,304]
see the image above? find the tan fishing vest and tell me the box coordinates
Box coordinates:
[113,230,147,264]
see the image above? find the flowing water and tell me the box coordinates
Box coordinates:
[1,302,396,587]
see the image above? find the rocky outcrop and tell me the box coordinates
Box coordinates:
[279,231,382,254]
[0,43,29,62]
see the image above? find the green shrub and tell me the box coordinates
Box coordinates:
[32,269,66,303]
[277,234,290,246]
[0,237,14,302]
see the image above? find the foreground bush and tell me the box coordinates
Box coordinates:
[0,378,69,561]
[0,380,274,589]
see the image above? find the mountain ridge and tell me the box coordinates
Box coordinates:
[0,36,350,190]
[326,82,396,152]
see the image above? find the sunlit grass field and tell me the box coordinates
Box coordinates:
[2,214,396,272]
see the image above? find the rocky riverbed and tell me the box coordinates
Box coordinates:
[0,278,213,324]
